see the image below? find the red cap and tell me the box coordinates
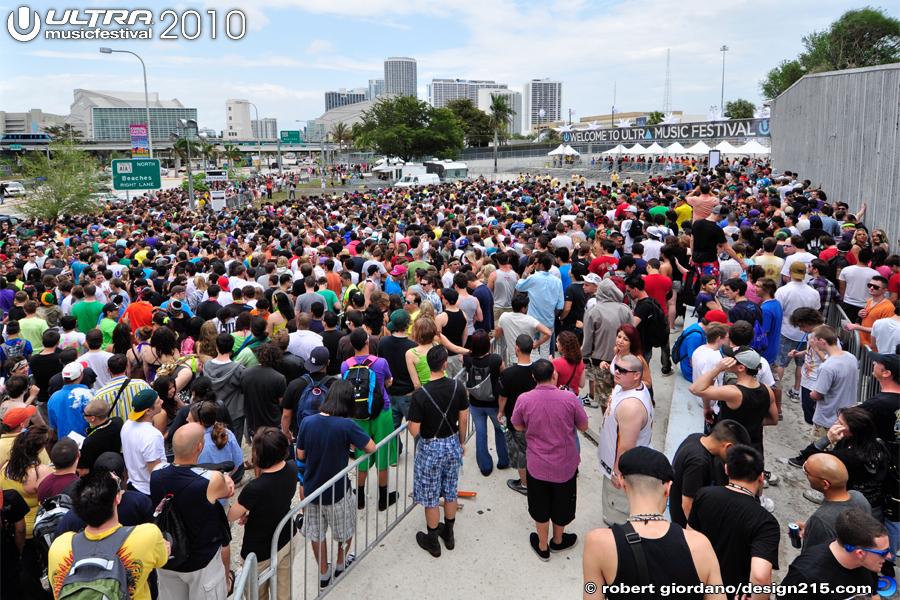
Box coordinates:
[704,310,732,326]
[217,277,230,292]
[2,405,36,428]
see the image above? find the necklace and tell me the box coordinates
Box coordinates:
[727,483,756,497]
[627,513,667,524]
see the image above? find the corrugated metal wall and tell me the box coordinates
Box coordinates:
[771,63,900,246]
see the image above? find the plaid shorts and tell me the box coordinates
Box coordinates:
[587,363,615,403]
[413,436,463,508]
[301,492,357,543]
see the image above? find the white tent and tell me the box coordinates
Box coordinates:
[665,142,688,154]
[602,144,628,154]
[626,143,647,154]
[736,140,770,155]
[548,144,568,156]
[563,145,580,156]
[642,142,666,155]
[685,141,711,154]
[714,141,742,154]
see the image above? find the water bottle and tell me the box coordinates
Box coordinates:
[499,416,508,433]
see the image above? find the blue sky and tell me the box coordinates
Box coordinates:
[2,1,894,135]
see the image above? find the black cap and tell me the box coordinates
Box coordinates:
[305,346,330,373]
[92,451,126,480]
[871,352,900,382]
[618,447,675,483]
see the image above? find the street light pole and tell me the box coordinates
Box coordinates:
[720,45,729,114]
[238,101,261,171]
[99,48,153,159]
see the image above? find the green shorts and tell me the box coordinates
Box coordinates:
[354,409,398,471]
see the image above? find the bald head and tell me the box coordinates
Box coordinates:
[172,422,205,460]
[619,354,643,374]
[805,453,848,490]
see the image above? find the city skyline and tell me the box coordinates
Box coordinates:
[1,1,889,138]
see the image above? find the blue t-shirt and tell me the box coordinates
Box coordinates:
[678,323,707,382]
[340,355,393,410]
[297,414,370,504]
[47,384,94,439]
[558,264,572,291]
[384,278,403,297]
[56,490,153,536]
[760,299,783,364]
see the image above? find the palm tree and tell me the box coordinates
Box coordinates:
[222,144,242,168]
[488,94,515,174]
[200,142,219,169]
[171,137,201,168]
[330,122,350,153]
[646,111,665,125]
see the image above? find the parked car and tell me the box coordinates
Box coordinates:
[160,167,170,176]
[177,167,188,175]
[1,181,27,197]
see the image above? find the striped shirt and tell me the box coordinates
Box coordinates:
[92,375,152,421]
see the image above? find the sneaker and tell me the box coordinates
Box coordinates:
[583,398,600,409]
[530,532,550,562]
[787,389,800,402]
[803,490,825,505]
[788,456,804,469]
[507,479,528,495]
[662,367,674,377]
[760,497,775,513]
[549,532,578,552]
[764,471,779,486]
[334,554,355,579]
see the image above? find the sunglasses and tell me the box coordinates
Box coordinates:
[801,463,825,480]
[614,365,635,375]
[867,283,883,290]
[844,544,891,558]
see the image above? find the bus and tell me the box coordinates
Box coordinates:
[424,160,468,181]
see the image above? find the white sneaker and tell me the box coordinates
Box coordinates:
[760,497,775,513]
[787,389,800,403]
[803,490,825,504]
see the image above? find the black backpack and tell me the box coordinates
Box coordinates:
[152,469,204,570]
[343,356,385,420]
[672,327,705,365]
[466,363,494,402]
[638,297,669,349]
[627,218,644,241]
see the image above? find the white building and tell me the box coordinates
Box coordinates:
[384,57,417,97]
[225,99,253,139]
[325,88,368,112]
[0,109,67,137]
[306,94,397,142]
[522,78,563,135]
[367,79,385,100]
[427,79,508,109]
[477,89,522,137]
[252,118,278,141]
[69,89,196,140]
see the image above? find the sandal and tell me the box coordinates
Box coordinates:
[226,569,235,596]
[243,460,255,470]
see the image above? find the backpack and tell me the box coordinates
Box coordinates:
[1,339,26,363]
[156,354,199,379]
[672,327,705,365]
[152,470,203,570]
[34,484,78,584]
[296,375,334,429]
[751,321,769,352]
[627,218,643,241]
[638,297,669,349]
[343,356,385,420]
[465,362,494,402]
[57,525,136,600]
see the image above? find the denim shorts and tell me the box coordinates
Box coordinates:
[777,335,806,368]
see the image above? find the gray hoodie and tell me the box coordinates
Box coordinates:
[203,359,245,419]
[581,279,634,361]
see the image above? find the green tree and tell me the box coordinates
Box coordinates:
[544,129,560,143]
[181,172,209,194]
[355,96,465,162]
[759,7,900,98]
[488,93,515,173]
[41,123,84,141]
[200,142,218,168]
[171,137,201,167]
[724,99,756,120]
[20,140,98,221]
[646,111,665,125]
[330,122,351,152]
[445,98,491,148]
[222,144,242,167]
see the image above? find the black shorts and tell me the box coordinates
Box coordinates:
[526,471,577,526]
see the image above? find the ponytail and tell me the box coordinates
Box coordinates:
[190,400,227,449]
[211,422,228,450]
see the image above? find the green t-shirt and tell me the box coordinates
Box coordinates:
[316,289,339,312]
[71,301,104,334]
[649,206,669,217]
[19,317,49,353]
[99,317,118,349]
[406,261,429,285]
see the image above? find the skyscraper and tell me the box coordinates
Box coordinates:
[522,78,563,134]
[427,79,508,109]
[384,57,417,98]
[477,89,523,137]
[367,78,385,100]
[324,88,368,112]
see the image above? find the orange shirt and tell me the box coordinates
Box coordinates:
[326,272,342,297]
[860,298,895,351]
[122,301,153,335]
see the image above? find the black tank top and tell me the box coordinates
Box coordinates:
[443,310,466,356]
[608,523,703,599]
[718,384,770,453]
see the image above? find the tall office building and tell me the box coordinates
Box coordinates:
[522,78,563,134]
[224,99,253,139]
[384,57,417,97]
[251,118,278,140]
[367,78,385,100]
[324,88,368,112]
[69,89,196,141]
[477,89,523,137]
[427,79,508,109]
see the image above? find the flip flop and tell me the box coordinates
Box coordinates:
[226,569,235,596]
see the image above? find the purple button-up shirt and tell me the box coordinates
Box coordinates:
[511,384,588,483]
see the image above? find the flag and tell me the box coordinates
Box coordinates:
[539,109,546,118]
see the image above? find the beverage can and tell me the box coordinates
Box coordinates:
[788,522,801,548]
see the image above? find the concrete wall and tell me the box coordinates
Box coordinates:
[771,63,900,245]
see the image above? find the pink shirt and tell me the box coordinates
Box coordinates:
[552,358,585,395]
[511,384,588,483]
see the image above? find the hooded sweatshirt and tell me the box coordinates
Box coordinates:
[202,359,246,419]
[581,279,635,361]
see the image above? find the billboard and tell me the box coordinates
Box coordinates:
[130,124,149,158]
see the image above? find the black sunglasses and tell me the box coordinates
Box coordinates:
[867,283,883,290]
[614,365,635,374]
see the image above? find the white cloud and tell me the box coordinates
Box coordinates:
[305,39,334,55]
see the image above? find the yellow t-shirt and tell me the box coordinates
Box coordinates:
[674,203,693,229]
[133,249,149,265]
[49,523,168,600]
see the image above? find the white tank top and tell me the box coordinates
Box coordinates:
[597,383,654,479]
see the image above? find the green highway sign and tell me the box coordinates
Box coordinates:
[280,131,302,144]
[112,158,161,190]
[9,144,22,150]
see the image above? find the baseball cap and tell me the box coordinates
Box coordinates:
[837,241,852,252]
[646,226,663,239]
[2,406,36,428]
[722,345,762,370]
[704,309,731,325]
[618,446,675,483]
[789,261,807,278]
[130,389,159,421]
[712,204,730,216]
[217,276,230,292]
[871,352,899,382]
[625,205,638,213]
[775,231,790,240]
[387,309,411,333]
[305,346,330,373]
[808,215,822,226]
[583,273,602,286]
[92,452,126,480]
[389,265,408,277]
[457,239,469,248]
[62,362,84,381]
[748,209,760,217]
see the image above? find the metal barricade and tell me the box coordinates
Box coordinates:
[233,553,259,600]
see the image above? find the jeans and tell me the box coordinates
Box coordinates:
[886,519,900,560]
[389,393,412,430]
[801,387,815,425]
[469,405,509,474]
[643,342,672,373]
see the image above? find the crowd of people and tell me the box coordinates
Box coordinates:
[0,157,896,600]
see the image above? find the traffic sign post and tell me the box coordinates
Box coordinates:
[9,144,22,151]
[112,158,161,190]
[280,131,302,144]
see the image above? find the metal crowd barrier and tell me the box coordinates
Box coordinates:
[826,303,878,403]
[236,367,473,600]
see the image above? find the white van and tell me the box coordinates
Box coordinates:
[393,173,440,188]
